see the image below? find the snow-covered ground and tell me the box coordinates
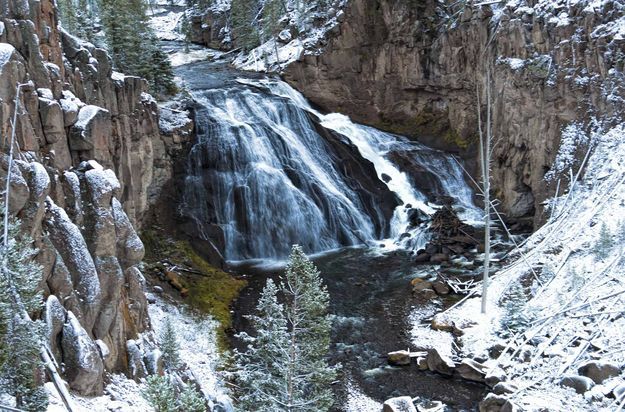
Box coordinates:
[45,296,229,412]
[232,0,347,73]
[418,120,625,411]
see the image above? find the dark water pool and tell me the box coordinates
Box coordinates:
[230,247,486,411]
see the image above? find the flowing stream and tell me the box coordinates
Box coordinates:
[168,43,486,410]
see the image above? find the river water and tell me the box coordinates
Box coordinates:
[167,42,487,410]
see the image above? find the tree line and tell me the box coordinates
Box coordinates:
[57,0,176,97]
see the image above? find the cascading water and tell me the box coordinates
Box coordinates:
[180,73,480,261]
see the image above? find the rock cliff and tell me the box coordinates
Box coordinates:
[283,0,625,223]
[1,0,170,395]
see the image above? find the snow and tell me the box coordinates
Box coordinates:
[345,380,383,412]
[148,297,229,403]
[149,10,184,41]
[0,43,15,67]
[168,48,223,67]
[428,121,625,410]
[158,105,192,133]
[233,0,347,73]
[68,295,230,411]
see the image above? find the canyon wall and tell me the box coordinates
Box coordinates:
[1,0,172,394]
[284,0,625,223]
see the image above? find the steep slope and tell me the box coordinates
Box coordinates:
[1,0,169,395]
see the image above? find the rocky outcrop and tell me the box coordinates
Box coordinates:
[284,0,625,224]
[188,7,231,50]
[1,0,167,395]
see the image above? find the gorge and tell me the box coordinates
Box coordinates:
[1,0,625,411]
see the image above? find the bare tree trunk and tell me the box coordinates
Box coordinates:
[478,70,492,314]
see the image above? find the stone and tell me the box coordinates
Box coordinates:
[382,396,417,412]
[426,348,455,376]
[61,311,104,395]
[485,367,507,387]
[44,295,67,360]
[126,339,148,380]
[387,350,411,366]
[559,375,595,394]
[492,382,518,395]
[68,105,111,152]
[432,280,450,295]
[478,393,508,412]
[430,253,449,264]
[613,383,625,399]
[431,315,454,332]
[0,155,30,215]
[414,252,430,263]
[456,358,490,383]
[578,361,621,384]
[38,96,64,144]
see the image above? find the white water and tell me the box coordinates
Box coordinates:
[182,76,480,260]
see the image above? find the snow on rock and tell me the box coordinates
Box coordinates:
[61,311,105,396]
[68,105,111,152]
[431,121,625,411]
[233,0,347,73]
[148,296,230,403]
[45,198,102,330]
[345,381,383,412]
[0,42,16,67]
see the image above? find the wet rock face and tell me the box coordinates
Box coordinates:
[284,0,625,224]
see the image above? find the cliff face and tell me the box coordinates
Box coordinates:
[284,0,625,223]
[1,0,167,395]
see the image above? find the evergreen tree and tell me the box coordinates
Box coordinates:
[234,279,289,412]
[99,0,176,96]
[281,245,336,411]
[233,245,337,412]
[594,222,613,260]
[142,375,178,412]
[0,217,48,411]
[230,0,261,51]
[500,282,530,336]
[160,316,182,371]
[179,385,206,412]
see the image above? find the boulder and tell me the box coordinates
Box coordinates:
[426,348,455,376]
[430,253,449,264]
[432,280,450,295]
[0,154,30,215]
[127,339,148,380]
[492,382,517,395]
[68,105,111,152]
[382,396,417,412]
[559,375,595,394]
[478,393,508,412]
[456,358,489,383]
[38,96,64,143]
[61,311,104,395]
[387,350,411,366]
[485,367,507,387]
[44,295,67,360]
[578,361,621,384]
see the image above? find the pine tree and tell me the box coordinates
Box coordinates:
[160,316,181,371]
[179,385,206,412]
[234,278,289,412]
[594,222,613,261]
[281,245,336,411]
[142,375,178,412]
[99,0,176,96]
[0,217,48,411]
[233,245,337,412]
[230,0,261,51]
[500,282,530,336]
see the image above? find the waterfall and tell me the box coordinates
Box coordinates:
[181,77,480,261]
